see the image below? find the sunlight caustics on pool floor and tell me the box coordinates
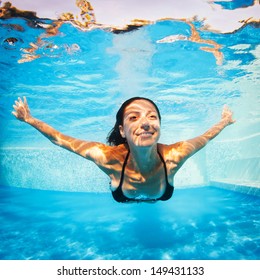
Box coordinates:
[0,186,259,260]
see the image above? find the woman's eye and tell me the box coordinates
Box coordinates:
[129,116,137,121]
[149,115,157,119]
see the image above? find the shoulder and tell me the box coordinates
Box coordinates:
[158,142,186,163]
[86,143,128,165]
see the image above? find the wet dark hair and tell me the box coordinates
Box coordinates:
[106,97,161,146]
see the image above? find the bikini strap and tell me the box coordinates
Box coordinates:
[117,150,130,189]
[157,150,174,201]
[157,150,168,182]
[120,150,168,188]
[112,149,173,202]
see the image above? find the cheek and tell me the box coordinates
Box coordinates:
[154,123,161,137]
[154,122,160,130]
[123,124,134,137]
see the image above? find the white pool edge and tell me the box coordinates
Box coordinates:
[210,180,260,197]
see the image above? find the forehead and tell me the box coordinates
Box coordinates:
[124,100,158,113]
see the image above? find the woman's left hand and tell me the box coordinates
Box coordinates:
[221,105,235,126]
[12,96,32,123]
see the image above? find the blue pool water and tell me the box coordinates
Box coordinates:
[1,186,259,260]
[0,1,259,260]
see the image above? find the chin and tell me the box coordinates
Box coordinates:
[136,143,153,147]
[135,138,157,147]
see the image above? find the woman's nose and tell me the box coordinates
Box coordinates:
[141,118,150,130]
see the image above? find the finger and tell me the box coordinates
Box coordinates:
[23,96,29,109]
[223,104,228,111]
[15,101,20,106]
[12,111,18,118]
[19,97,25,106]
[13,104,18,110]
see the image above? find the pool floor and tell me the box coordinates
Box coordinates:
[0,186,259,260]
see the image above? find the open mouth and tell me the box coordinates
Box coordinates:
[138,131,154,136]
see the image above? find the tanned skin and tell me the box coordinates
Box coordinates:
[12,97,235,201]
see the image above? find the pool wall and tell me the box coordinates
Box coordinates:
[0,146,208,192]
[1,136,259,196]
[207,135,260,196]
[206,72,260,195]
[207,136,260,187]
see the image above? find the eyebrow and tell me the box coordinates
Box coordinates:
[124,110,157,118]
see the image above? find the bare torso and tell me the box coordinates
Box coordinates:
[88,143,181,199]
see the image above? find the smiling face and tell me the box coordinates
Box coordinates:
[119,99,161,147]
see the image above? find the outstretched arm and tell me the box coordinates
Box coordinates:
[12,97,102,159]
[176,105,235,163]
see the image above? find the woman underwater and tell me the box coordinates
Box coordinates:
[12,96,235,203]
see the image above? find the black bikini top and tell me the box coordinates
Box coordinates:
[111,150,174,203]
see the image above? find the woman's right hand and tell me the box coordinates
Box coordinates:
[12,96,32,122]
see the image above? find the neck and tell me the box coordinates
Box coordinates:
[128,144,159,173]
